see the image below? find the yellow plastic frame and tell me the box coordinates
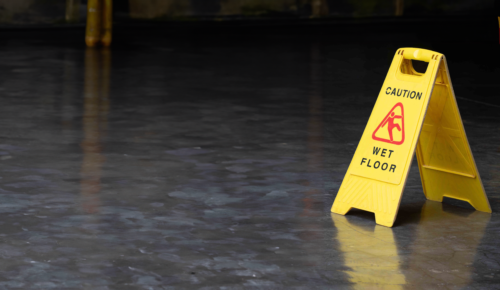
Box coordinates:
[331,48,491,227]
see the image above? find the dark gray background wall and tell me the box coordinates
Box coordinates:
[0,0,492,24]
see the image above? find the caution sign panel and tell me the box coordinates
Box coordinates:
[331,48,491,227]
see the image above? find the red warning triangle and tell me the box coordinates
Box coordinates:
[372,102,405,145]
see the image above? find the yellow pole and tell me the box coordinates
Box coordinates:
[86,0,101,47]
[86,0,113,47]
[101,0,113,47]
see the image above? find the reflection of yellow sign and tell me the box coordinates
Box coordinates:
[407,202,490,286]
[331,213,406,289]
[331,201,490,287]
[332,48,491,227]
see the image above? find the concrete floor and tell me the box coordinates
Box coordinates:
[0,18,498,288]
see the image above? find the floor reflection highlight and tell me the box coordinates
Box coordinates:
[332,201,491,289]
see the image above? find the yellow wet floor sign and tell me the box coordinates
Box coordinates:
[331,48,491,227]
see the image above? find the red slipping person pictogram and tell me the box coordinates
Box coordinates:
[372,103,405,145]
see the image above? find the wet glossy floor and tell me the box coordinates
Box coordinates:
[0,21,499,288]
